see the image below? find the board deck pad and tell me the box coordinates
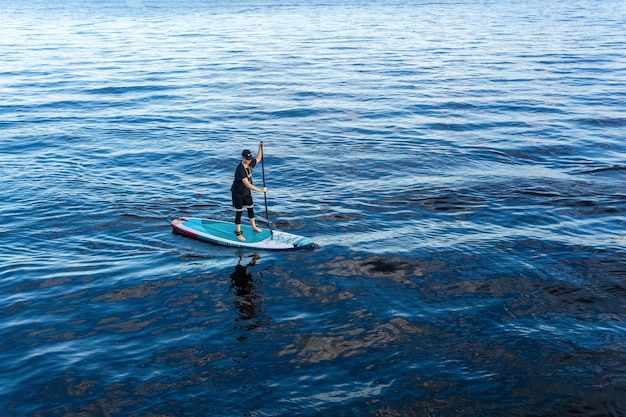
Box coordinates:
[171,218,315,250]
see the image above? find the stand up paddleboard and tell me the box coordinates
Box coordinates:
[171,218,315,251]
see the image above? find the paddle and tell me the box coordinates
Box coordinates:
[260,142,273,237]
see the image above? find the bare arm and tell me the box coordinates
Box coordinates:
[242,177,267,193]
[255,141,263,163]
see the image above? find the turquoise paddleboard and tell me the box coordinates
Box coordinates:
[171,218,315,250]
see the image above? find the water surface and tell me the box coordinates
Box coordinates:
[1,0,625,416]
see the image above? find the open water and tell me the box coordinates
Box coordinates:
[1,0,625,416]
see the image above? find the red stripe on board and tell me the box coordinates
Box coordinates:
[171,221,199,239]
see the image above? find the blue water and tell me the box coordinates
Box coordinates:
[1,0,626,415]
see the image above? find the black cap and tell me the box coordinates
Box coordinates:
[242,149,253,160]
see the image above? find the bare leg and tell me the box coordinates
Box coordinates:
[247,207,262,232]
[250,217,262,233]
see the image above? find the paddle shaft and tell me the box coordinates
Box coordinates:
[261,145,273,237]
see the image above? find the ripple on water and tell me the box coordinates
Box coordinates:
[1,0,626,415]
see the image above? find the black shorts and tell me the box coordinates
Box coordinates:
[232,192,254,211]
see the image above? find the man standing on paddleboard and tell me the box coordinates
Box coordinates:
[231,142,267,241]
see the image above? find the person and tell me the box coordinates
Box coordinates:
[230,141,267,241]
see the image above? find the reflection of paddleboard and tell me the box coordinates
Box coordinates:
[171,218,315,251]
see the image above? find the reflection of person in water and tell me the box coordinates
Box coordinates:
[229,254,263,332]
